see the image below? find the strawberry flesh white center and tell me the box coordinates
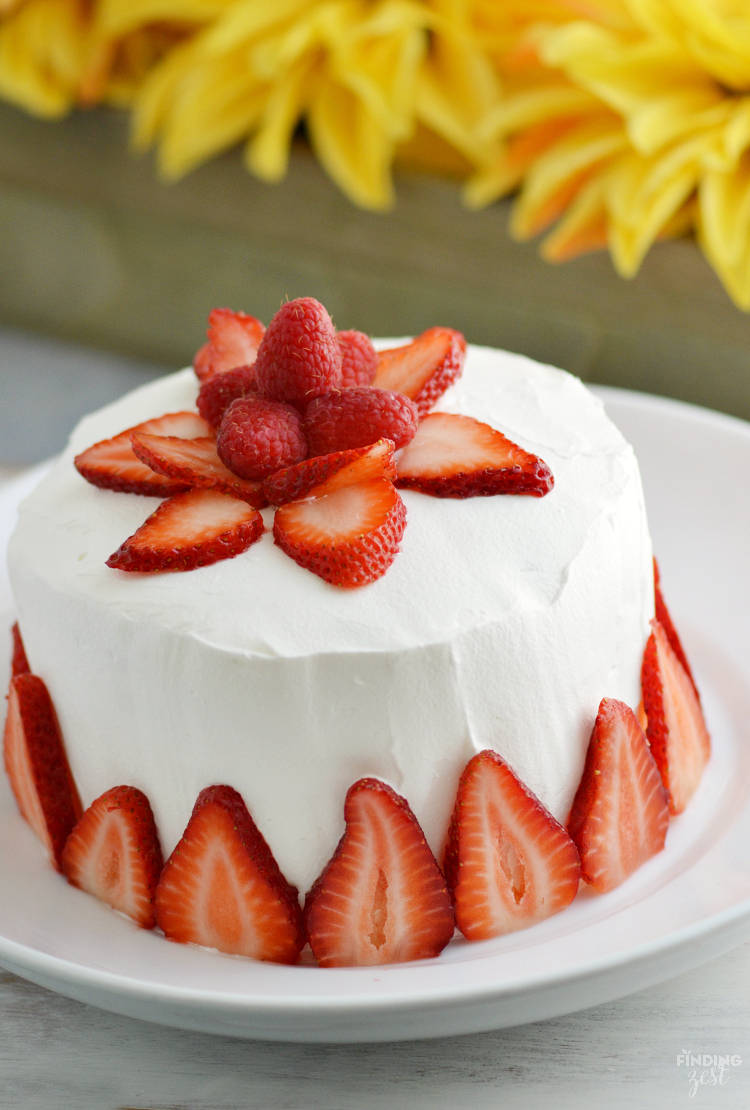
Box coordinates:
[284,483,389,543]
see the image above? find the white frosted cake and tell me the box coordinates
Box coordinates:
[7,344,654,894]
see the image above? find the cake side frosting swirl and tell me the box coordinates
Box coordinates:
[7,344,654,892]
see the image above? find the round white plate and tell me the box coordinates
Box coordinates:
[0,387,749,1043]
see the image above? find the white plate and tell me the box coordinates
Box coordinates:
[0,388,749,1044]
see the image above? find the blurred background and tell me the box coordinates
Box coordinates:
[3,0,750,473]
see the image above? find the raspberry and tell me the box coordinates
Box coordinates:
[337,331,378,388]
[217,397,307,480]
[305,388,419,456]
[254,298,342,405]
[197,365,258,428]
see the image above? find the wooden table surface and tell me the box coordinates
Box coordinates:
[1,328,748,1108]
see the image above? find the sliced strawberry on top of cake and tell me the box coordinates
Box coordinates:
[396,412,554,498]
[75,412,213,497]
[304,778,454,967]
[61,785,164,928]
[106,488,264,573]
[3,673,82,869]
[262,439,396,505]
[273,478,407,588]
[444,750,580,940]
[374,327,466,417]
[131,433,267,508]
[641,620,710,815]
[567,698,669,892]
[193,308,265,384]
[155,784,305,964]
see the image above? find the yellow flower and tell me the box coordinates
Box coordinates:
[131,0,500,210]
[469,0,750,308]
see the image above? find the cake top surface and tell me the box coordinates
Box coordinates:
[11,343,637,658]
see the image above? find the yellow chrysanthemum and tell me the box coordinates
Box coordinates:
[469,0,750,308]
[130,0,500,210]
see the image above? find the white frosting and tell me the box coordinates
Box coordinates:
[8,345,654,893]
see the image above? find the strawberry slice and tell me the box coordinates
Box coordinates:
[396,412,554,498]
[3,674,82,869]
[567,699,669,892]
[304,778,454,967]
[155,784,304,963]
[641,620,710,815]
[194,308,266,384]
[273,478,407,588]
[444,750,580,940]
[11,622,30,677]
[262,439,396,505]
[61,785,164,928]
[374,327,466,416]
[653,558,699,700]
[106,489,264,573]
[75,412,213,497]
[131,433,267,508]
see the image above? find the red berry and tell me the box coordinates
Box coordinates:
[396,412,554,498]
[262,439,396,505]
[254,298,342,404]
[337,330,378,388]
[374,327,466,417]
[61,785,164,929]
[132,433,267,508]
[194,308,265,383]
[653,558,700,700]
[74,411,213,497]
[4,674,82,870]
[305,387,418,456]
[304,778,454,967]
[641,620,710,815]
[273,478,406,588]
[106,489,264,573]
[11,622,30,677]
[197,365,258,428]
[155,785,305,963]
[217,396,307,480]
[444,750,580,940]
[567,699,669,892]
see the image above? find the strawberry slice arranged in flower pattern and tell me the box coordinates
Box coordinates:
[3,673,83,869]
[75,412,213,497]
[396,412,554,498]
[106,489,264,573]
[155,785,305,964]
[262,439,396,505]
[61,785,164,928]
[132,433,267,508]
[374,327,466,417]
[304,778,454,967]
[273,478,407,588]
[567,699,669,892]
[641,620,710,815]
[193,308,265,384]
[444,750,580,940]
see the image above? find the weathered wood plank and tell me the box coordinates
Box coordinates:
[1,102,750,420]
[1,943,748,1109]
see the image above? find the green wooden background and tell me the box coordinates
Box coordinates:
[1,101,750,420]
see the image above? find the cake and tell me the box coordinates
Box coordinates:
[3,302,710,965]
